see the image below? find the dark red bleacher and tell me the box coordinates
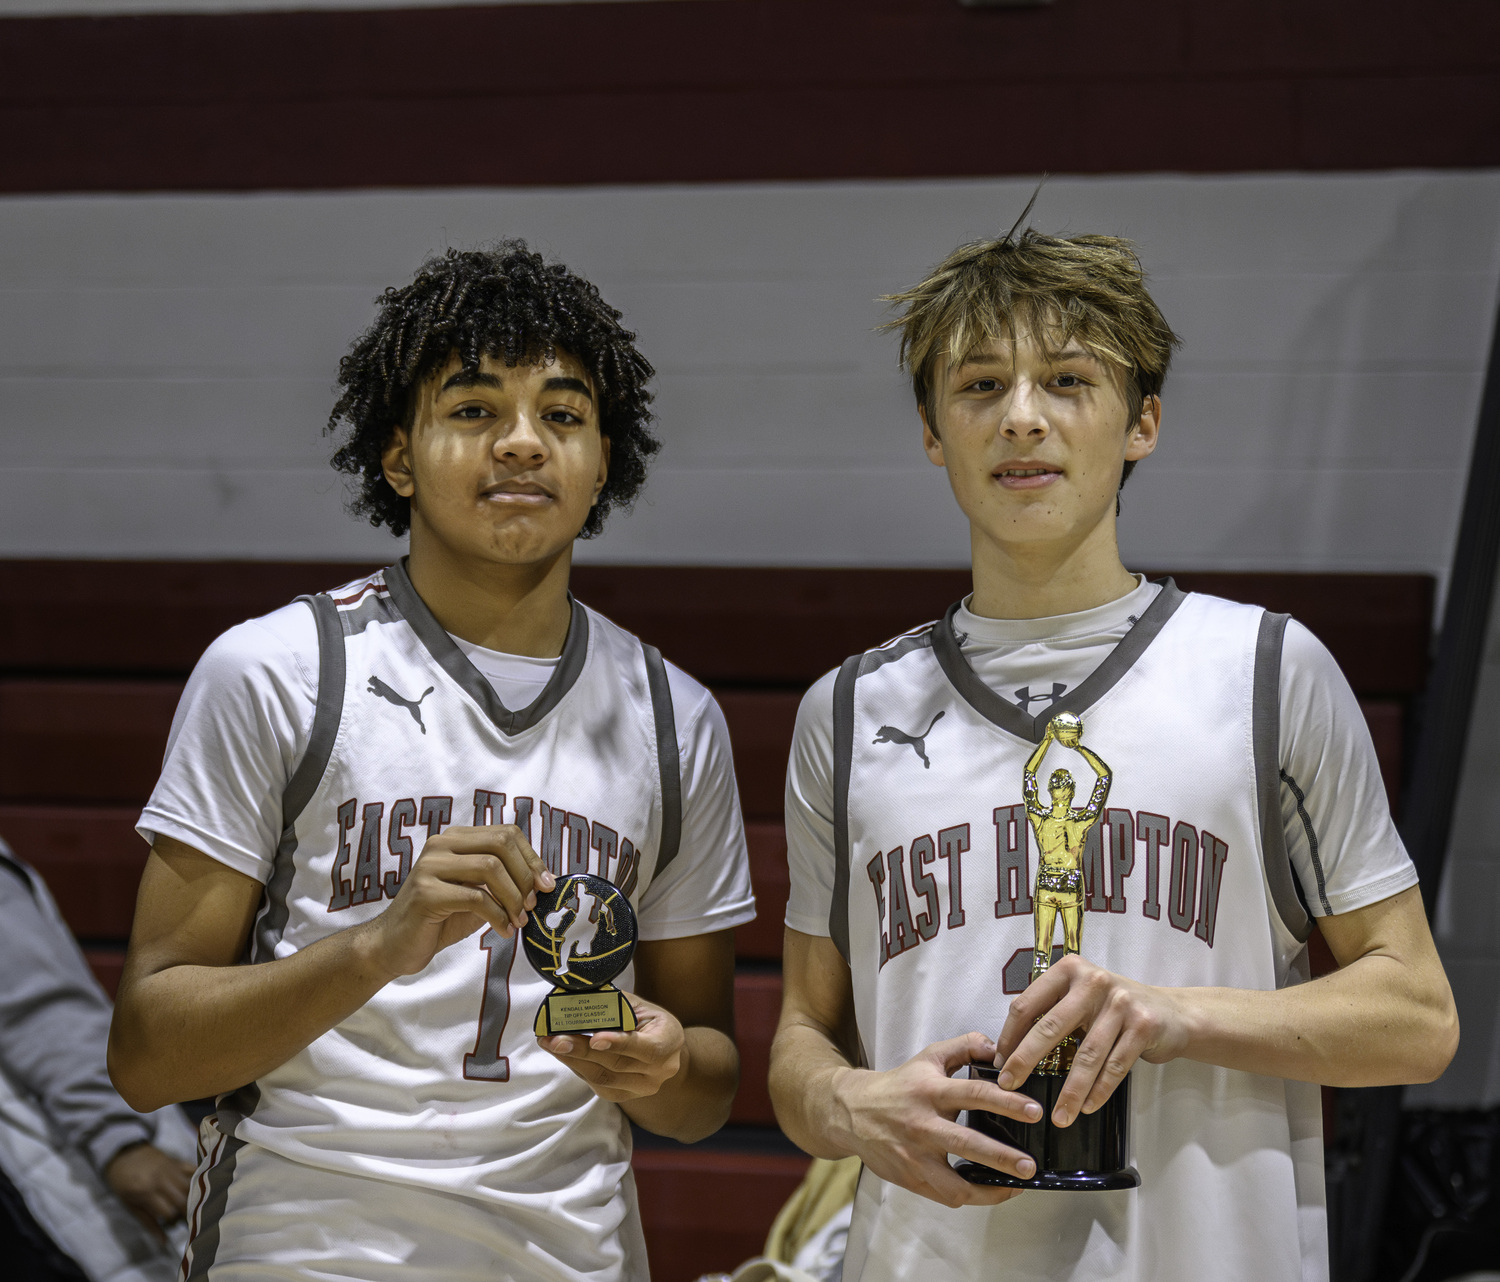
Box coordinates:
[736,824,789,962]
[633,1148,809,1282]
[0,561,1432,1282]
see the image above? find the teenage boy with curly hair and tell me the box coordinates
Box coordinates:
[109,243,754,1282]
[769,225,1458,1281]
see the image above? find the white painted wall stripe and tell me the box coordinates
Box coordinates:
[1,172,1496,578]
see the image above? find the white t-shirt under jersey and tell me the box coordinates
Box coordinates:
[787,576,1416,934]
[140,600,756,940]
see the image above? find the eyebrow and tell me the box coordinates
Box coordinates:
[543,376,593,401]
[952,345,1100,374]
[441,370,503,392]
[440,370,594,401]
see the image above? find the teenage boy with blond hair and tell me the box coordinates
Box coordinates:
[769,226,1457,1281]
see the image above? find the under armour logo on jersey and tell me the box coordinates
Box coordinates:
[873,710,945,769]
[367,675,434,734]
[1013,682,1067,712]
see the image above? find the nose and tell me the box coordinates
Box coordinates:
[494,410,549,464]
[1000,379,1049,440]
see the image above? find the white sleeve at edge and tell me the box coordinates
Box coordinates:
[1278,619,1419,917]
[634,664,756,941]
[136,604,319,885]
[784,668,840,938]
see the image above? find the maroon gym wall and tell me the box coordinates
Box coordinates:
[2,0,1498,194]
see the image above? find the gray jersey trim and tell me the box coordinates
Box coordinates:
[1280,768,1333,916]
[930,578,1188,743]
[213,1083,261,1137]
[252,593,345,966]
[642,644,683,878]
[829,654,861,964]
[1254,611,1314,941]
[283,594,345,824]
[384,558,590,736]
[183,1133,246,1281]
[857,627,936,677]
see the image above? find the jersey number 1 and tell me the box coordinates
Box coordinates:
[463,928,516,1082]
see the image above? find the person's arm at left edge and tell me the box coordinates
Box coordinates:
[0,849,193,1241]
[541,669,753,1140]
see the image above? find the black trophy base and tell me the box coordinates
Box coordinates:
[533,983,638,1036]
[955,1063,1140,1191]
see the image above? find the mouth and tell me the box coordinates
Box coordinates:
[993,464,1062,491]
[481,479,554,507]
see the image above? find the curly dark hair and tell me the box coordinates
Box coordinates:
[328,242,658,539]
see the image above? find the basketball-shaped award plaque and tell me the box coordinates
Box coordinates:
[521,873,639,1036]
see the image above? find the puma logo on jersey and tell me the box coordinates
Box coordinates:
[1013,682,1067,712]
[873,711,945,768]
[367,675,435,733]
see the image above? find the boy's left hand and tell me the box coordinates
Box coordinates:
[539,994,686,1102]
[992,955,1191,1128]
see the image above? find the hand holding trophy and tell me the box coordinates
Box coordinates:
[956,711,1141,1191]
[522,873,639,1036]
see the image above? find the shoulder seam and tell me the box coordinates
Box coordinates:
[241,613,320,717]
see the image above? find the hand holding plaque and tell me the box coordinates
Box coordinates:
[956,712,1141,1191]
[522,873,639,1036]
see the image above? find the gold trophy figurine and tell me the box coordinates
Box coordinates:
[955,711,1141,1190]
[1023,712,1111,1072]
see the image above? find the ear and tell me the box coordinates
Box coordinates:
[591,433,611,506]
[382,426,416,499]
[920,403,946,468]
[1125,394,1161,462]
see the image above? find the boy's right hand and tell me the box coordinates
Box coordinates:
[364,825,554,978]
[829,1031,1042,1208]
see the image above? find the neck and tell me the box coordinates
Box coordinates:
[404,530,575,658]
[967,506,1137,621]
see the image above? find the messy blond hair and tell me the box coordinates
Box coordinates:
[883,222,1181,487]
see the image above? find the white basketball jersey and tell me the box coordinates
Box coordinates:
[830,583,1327,1282]
[190,562,688,1282]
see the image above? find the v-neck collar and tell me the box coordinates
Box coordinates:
[384,558,590,736]
[930,577,1186,743]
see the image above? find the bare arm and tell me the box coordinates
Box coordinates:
[109,830,552,1113]
[769,928,1042,1209]
[541,930,740,1143]
[993,886,1458,1129]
